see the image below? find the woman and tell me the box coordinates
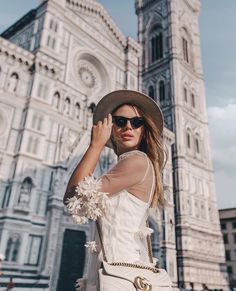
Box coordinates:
[64,90,167,290]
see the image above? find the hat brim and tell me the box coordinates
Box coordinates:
[93,90,164,148]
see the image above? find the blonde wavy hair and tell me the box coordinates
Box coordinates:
[112,104,167,208]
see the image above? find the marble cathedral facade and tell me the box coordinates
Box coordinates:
[0,0,228,290]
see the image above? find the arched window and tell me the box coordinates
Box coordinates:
[49,19,54,30]
[27,136,33,153]
[75,102,80,119]
[150,31,163,63]
[27,137,38,154]
[5,235,21,262]
[49,19,58,33]
[186,131,191,149]
[31,114,42,131]
[17,177,33,208]
[2,185,11,208]
[32,115,37,129]
[54,22,58,33]
[182,37,189,63]
[8,72,19,92]
[64,97,71,115]
[159,81,165,102]
[52,38,56,50]
[148,85,155,99]
[88,102,96,114]
[33,138,39,154]
[184,87,188,102]
[37,82,48,99]
[181,27,192,65]
[195,136,200,154]
[191,93,195,108]
[52,92,60,109]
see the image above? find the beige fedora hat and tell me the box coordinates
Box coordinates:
[93,89,164,148]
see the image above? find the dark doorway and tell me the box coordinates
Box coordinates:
[57,229,86,291]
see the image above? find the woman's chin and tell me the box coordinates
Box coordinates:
[119,141,139,151]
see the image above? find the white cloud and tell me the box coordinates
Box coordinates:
[208,103,236,209]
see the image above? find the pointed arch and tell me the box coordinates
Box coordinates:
[149,24,163,63]
[159,80,165,102]
[148,85,155,100]
[88,102,96,114]
[180,27,193,65]
[52,91,61,109]
[5,234,21,262]
[8,72,19,92]
[194,132,201,154]
[186,127,192,149]
[191,92,196,108]
[75,102,81,119]
[183,85,188,103]
[64,97,71,115]
[144,14,164,65]
[17,177,33,208]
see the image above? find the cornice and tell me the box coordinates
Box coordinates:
[34,51,62,77]
[66,0,126,47]
[0,37,34,68]
[126,37,142,55]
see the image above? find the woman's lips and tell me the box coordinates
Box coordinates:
[121,134,134,140]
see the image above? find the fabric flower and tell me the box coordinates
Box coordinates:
[84,241,99,253]
[75,277,86,291]
[66,176,109,224]
[135,227,154,239]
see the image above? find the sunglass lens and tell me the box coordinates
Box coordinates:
[112,116,144,128]
[113,117,127,128]
[131,118,144,128]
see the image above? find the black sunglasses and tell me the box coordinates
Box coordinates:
[112,116,145,129]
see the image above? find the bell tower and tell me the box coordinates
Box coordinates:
[136,0,229,289]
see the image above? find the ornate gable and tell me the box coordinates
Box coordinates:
[66,0,127,47]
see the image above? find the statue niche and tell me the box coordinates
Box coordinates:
[17,177,33,209]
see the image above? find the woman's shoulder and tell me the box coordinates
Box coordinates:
[118,150,147,162]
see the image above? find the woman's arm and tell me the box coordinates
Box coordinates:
[63,114,113,204]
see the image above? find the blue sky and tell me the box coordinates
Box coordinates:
[0,0,235,209]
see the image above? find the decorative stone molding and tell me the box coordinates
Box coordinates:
[0,37,34,68]
[69,48,110,96]
[126,37,142,56]
[66,0,126,47]
[34,52,62,78]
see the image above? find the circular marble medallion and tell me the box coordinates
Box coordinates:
[78,66,96,89]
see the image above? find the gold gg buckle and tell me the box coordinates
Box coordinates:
[134,276,152,291]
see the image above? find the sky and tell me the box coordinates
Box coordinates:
[0,0,235,209]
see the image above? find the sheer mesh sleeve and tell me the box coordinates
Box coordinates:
[99,151,154,201]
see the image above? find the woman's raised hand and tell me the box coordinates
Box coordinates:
[90,114,113,149]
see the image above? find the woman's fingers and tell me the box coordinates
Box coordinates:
[108,113,112,126]
[103,117,108,125]
[103,114,112,126]
[91,114,113,148]
[96,114,112,127]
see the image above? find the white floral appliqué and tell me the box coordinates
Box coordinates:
[75,277,87,291]
[66,176,109,224]
[84,241,98,253]
[135,227,154,239]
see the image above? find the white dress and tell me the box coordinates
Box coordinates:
[76,150,156,291]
